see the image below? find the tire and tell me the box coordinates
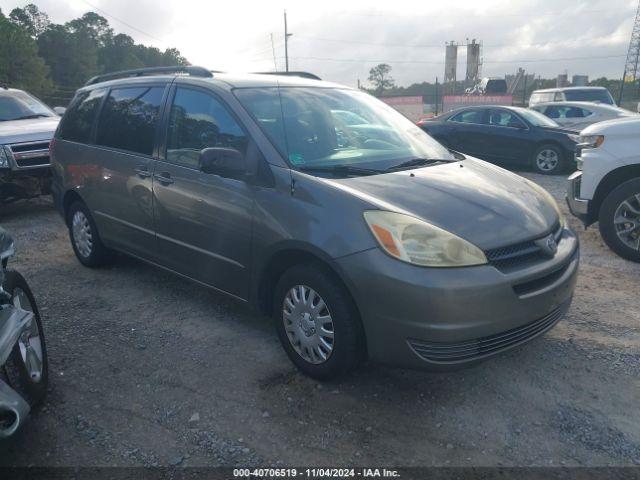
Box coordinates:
[2,270,48,407]
[598,178,640,263]
[531,144,566,175]
[273,263,365,380]
[67,201,112,267]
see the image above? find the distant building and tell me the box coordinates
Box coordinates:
[572,75,589,86]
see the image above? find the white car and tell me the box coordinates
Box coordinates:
[531,102,637,130]
[567,117,640,262]
[529,86,615,107]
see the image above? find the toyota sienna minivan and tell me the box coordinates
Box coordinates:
[51,66,579,379]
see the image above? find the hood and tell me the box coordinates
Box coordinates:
[538,125,579,135]
[581,117,640,136]
[327,158,559,250]
[0,117,60,145]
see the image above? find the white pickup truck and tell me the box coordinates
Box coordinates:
[567,117,640,262]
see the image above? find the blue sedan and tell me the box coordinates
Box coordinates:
[418,105,579,175]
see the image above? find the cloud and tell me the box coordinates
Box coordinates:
[0,0,635,87]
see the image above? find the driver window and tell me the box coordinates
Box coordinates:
[166,88,248,169]
[487,110,525,128]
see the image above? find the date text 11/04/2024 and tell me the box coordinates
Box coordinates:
[232,468,401,478]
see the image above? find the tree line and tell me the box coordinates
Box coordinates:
[0,3,189,106]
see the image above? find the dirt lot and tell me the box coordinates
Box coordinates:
[0,172,639,468]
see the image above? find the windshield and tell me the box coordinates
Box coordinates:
[0,91,55,121]
[234,87,453,175]
[518,108,560,127]
[564,89,614,105]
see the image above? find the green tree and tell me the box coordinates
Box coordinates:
[99,33,144,73]
[37,24,98,89]
[368,63,395,95]
[9,3,49,38]
[67,12,112,46]
[0,11,51,95]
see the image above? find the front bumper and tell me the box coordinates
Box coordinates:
[336,228,579,370]
[566,171,590,224]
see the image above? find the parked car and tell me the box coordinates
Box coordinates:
[419,105,579,174]
[531,102,637,130]
[0,87,61,204]
[51,66,579,379]
[567,117,640,262]
[528,87,615,107]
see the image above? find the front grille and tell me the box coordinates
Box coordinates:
[8,141,51,169]
[408,299,570,364]
[485,224,562,271]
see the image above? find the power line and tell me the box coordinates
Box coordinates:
[78,0,163,43]
[313,8,632,19]
[288,54,627,65]
[293,35,629,50]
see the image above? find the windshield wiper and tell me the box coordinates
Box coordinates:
[385,157,452,171]
[299,165,384,177]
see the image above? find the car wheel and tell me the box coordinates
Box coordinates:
[598,179,640,263]
[532,144,566,175]
[273,263,365,380]
[2,270,48,407]
[67,201,113,267]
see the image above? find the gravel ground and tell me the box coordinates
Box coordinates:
[0,171,638,468]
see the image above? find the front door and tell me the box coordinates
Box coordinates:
[481,108,532,164]
[152,86,254,299]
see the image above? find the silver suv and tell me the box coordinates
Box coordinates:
[0,87,61,203]
[51,66,579,379]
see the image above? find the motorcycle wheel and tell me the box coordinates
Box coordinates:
[2,270,48,407]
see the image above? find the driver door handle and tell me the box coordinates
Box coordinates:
[134,166,152,178]
[153,172,174,185]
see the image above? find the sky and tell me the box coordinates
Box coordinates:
[0,0,637,88]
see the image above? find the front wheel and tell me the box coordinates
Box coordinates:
[273,264,365,380]
[598,179,640,263]
[532,144,566,175]
[2,270,48,407]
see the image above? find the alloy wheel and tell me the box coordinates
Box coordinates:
[72,211,93,258]
[282,285,335,365]
[536,149,559,172]
[12,288,44,383]
[613,193,640,251]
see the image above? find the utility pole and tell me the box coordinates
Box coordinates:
[284,10,293,72]
[619,0,640,104]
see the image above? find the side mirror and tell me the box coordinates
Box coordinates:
[199,147,246,180]
[53,106,66,116]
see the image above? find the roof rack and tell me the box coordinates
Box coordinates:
[255,71,321,80]
[85,65,214,86]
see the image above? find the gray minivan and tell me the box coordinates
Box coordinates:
[51,66,579,379]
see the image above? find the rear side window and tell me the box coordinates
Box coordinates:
[96,86,165,156]
[58,89,106,143]
[449,110,484,124]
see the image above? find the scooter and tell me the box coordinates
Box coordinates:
[0,227,48,438]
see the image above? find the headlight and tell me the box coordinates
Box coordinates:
[363,211,488,267]
[0,146,10,169]
[578,135,605,149]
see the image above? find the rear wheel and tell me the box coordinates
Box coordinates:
[598,179,640,262]
[532,144,566,175]
[3,270,48,407]
[67,201,113,267]
[273,264,365,380]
